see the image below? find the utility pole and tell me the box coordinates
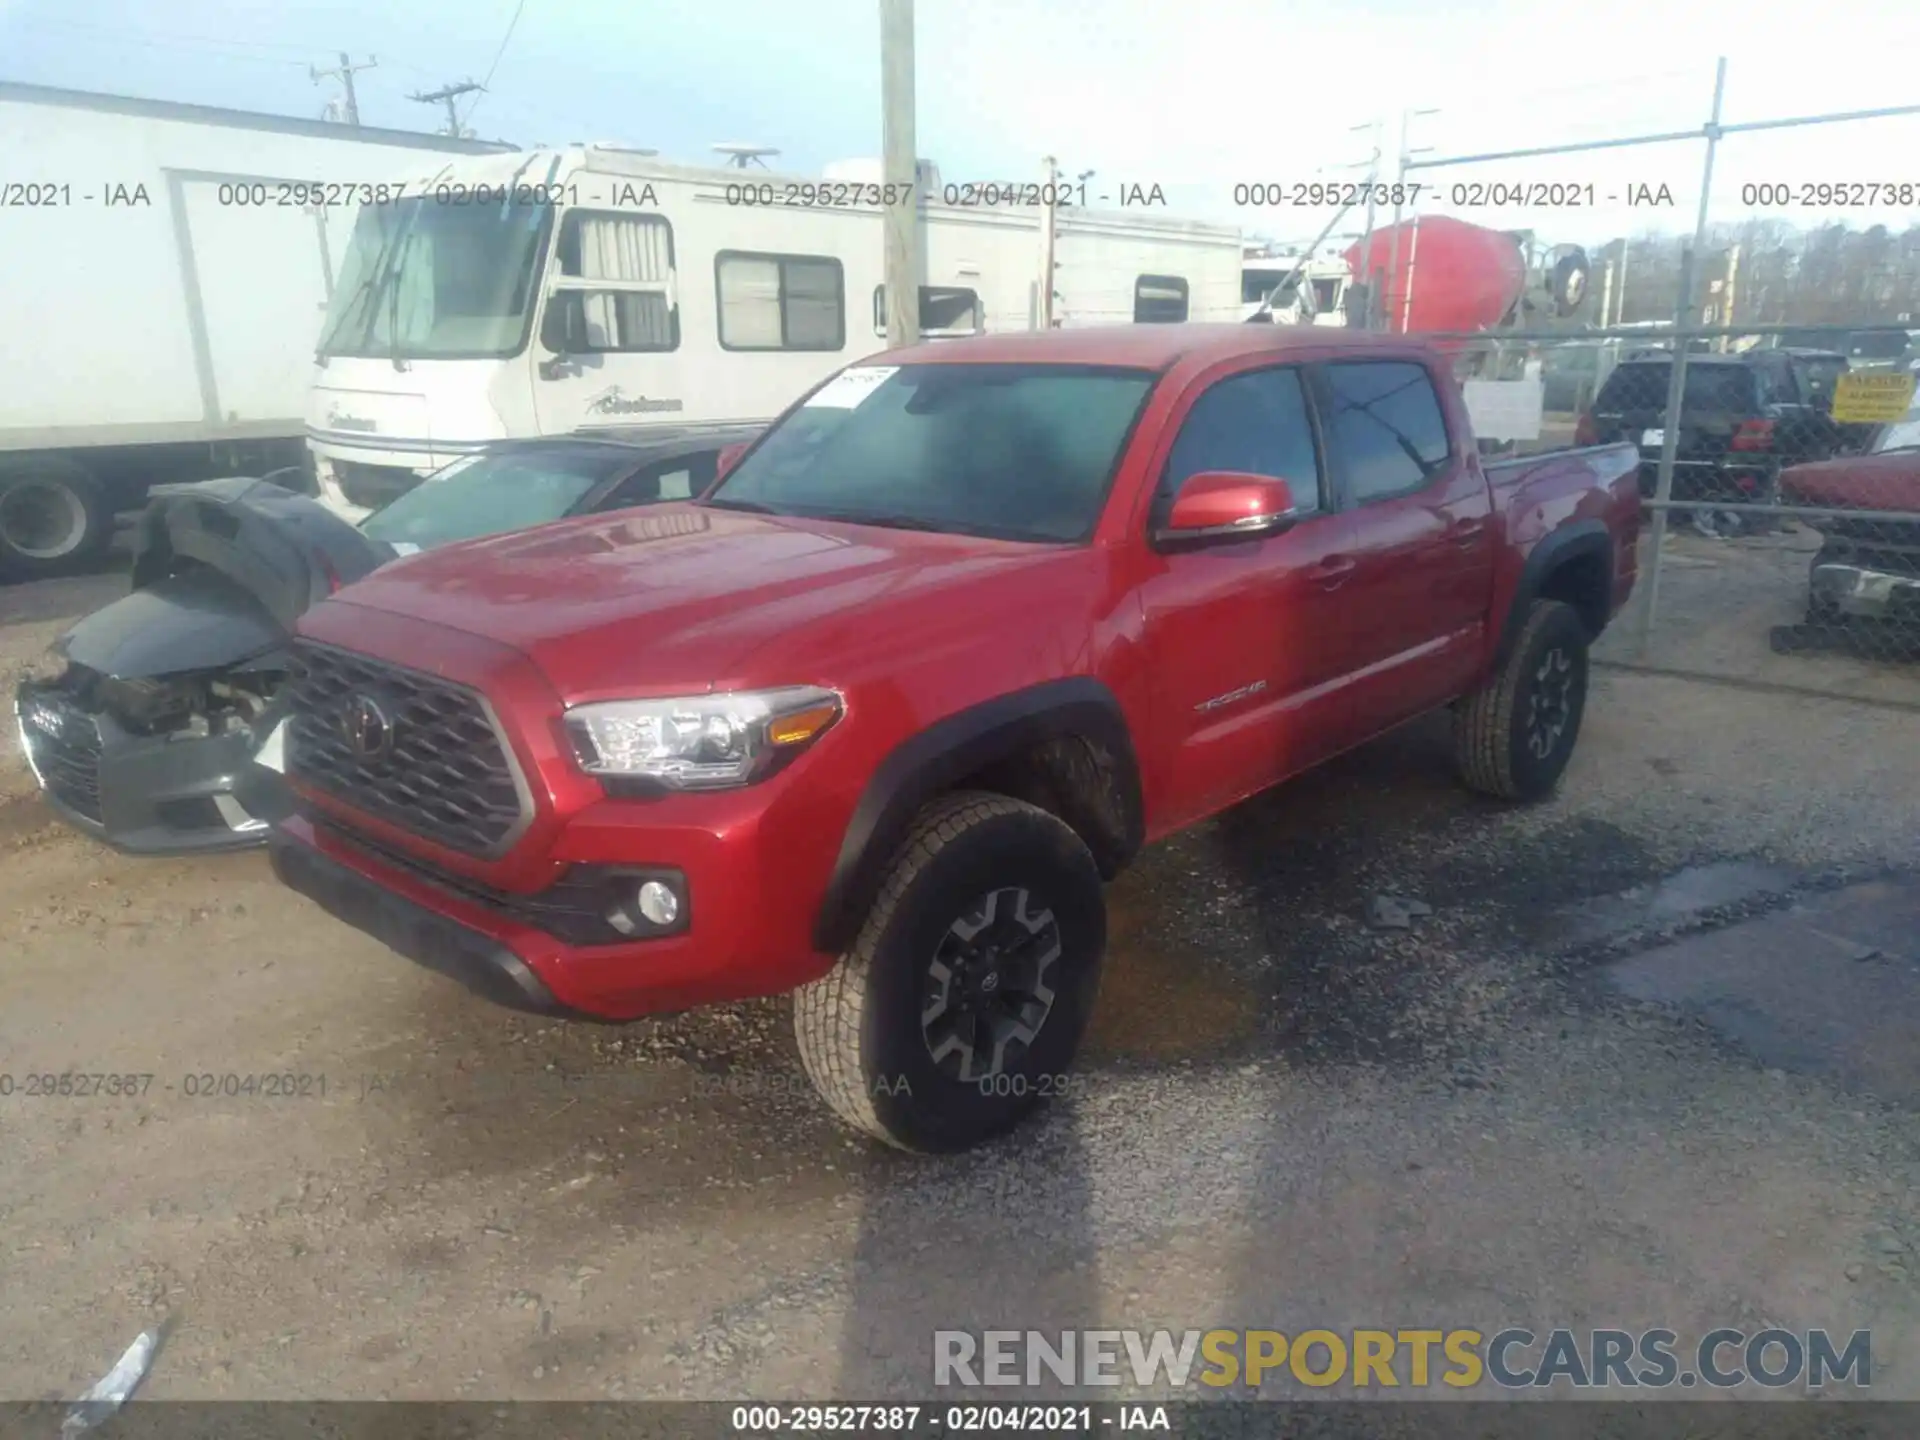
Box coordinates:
[1037,155,1059,329]
[409,80,483,138]
[311,52,376,126]
[880,0,921,348]
[1351,119,1382,326]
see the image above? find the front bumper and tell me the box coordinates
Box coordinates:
[14,685,275,855]
[269,809,838,1021]
[269,823,573,1016]
[1811,561,1920,622]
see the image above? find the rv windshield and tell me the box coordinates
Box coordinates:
[705,363,1156,543]
[316,197,553,361]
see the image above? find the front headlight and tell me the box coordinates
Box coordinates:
[564,686,842,790]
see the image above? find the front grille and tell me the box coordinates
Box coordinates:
[18,688,104,824]
[285,641,527,857]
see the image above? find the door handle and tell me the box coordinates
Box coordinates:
[1447,517,1487,546]
[1309,554,1356,589]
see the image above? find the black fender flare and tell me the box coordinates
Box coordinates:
[1493,519,1614,667]
[811,676,1144,955]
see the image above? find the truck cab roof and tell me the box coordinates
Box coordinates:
[873,322,1431,372]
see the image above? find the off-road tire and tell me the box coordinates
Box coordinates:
[793,791,1106,1153]
[1454,599,1591,802]
[0,458,112,579]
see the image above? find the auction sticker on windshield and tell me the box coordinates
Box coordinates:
[805,366,898,409]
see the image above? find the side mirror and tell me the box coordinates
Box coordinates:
[714,442,750,480]
[1154,471,1299,546]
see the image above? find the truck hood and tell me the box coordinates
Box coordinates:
[1781,449,1920,513]
[312,504,1088,698]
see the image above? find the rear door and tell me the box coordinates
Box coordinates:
[1317,359,1495,741]
[1134,360,1360,827]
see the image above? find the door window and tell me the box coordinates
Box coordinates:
[1155,367,1322,526]
[541,211,678,353]
[1323,361,1451,504]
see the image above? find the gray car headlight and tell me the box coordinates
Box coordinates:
[564,686,842,790]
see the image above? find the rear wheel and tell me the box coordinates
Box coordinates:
[1454,599,1591,801]
[793,791,1107,1153]
[0,459,112,579]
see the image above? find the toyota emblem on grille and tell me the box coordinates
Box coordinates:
[344,694,396,760]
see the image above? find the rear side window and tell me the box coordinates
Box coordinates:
[1157,366,1321,523]
[1323,361,1451,504]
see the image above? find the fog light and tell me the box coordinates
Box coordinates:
[636,880,680,927]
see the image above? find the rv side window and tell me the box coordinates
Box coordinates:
[543,211,678,353]
[716,252,846,352]
[872,285,984,338]
[1134,275,1189,324]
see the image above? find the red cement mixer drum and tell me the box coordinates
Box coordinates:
[1345,217,1527,336]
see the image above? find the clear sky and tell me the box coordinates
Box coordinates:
[6,0,1920,250]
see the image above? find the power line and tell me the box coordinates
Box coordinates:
[462,0,530,127]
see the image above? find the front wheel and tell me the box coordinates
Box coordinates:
[1454,599,1591,801]
[793,791,1107,1153]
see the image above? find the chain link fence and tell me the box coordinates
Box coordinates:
[1437,323,1920,703]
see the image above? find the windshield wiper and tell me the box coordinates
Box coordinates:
[800,509,956,533]
[701,497,781,514]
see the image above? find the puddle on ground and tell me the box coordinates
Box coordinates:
[1606,875,1920,1107]
[1537,860,1804,950]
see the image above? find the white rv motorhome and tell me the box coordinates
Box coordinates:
[306,147,1245,518]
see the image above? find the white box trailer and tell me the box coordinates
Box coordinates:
[0,82,507,577]
[302,148,1246,519]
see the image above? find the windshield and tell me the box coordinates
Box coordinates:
[706,363,1156,543]
[359,444,638,547]
[316,197,553,361]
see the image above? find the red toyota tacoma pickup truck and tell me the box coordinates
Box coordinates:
[266,325,1641,1152]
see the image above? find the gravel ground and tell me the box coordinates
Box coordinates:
[2,563,1919,1408]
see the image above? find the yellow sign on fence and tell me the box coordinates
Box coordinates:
[1831,370,1917,424]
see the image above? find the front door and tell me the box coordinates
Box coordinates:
[1136,361,1361,829]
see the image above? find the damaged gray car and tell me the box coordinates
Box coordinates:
[13,425,760,854]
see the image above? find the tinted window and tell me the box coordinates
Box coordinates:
[709,363,1153,543]
[1324,362,1451,503]
[1157,367,1320,521]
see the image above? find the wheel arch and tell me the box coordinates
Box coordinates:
[1494,519,1614,667]
[812,677,1144,955]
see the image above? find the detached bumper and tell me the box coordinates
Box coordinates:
[1811,561,1920,621]
[15,685,275,855]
